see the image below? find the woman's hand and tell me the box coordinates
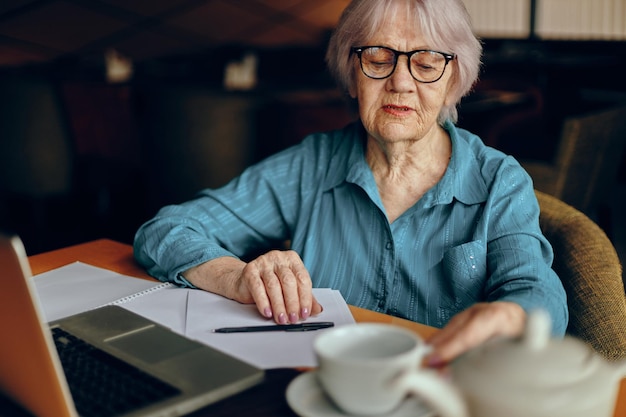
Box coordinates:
[425,301,526,366]
[182,251,322,324]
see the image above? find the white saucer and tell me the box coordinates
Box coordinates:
[285,371,435,417]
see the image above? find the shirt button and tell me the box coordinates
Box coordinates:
[385,241,393,250]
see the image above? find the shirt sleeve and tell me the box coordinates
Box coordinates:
[482,156,569,336]
[132,143,309,285]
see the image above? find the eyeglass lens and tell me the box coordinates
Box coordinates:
[359,47,449,82]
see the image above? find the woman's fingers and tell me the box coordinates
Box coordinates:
[310,296,324,316]
[241,250,320,324]
[426,302,526,365]
[275,264,300,323]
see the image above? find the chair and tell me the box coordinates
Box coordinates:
[461,76,546,152]
[522,105,626,237]
[0,75,74,198]
[134,84,259,211]
[535,190,626,361]
[0,75,75,252]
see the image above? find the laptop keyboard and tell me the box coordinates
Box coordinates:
[52,327,181,417]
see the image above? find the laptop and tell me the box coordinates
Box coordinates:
[0,234,264,417]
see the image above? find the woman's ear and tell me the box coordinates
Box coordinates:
[348,82,357,99]
[443,91,455,107]
[443,64,459,107]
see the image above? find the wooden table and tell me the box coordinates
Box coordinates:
[2,239,624,416]
[25,239,440,343]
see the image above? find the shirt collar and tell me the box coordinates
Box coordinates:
[426,120,489,206]
[322,120,489,206]
[323,122,370,192]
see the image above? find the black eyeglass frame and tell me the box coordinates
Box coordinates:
[351,46,456,84]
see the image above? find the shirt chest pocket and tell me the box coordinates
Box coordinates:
[442,240,487,282]
[437,240,487,325]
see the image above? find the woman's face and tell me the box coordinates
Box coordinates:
[349,13,454,146]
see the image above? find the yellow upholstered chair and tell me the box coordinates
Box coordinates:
[523,105,626,236]
[535,190,626,361]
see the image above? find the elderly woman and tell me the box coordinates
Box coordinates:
[134,0,568,364]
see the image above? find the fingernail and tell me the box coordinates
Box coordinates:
[426,354,445,368]
[278,312,287,324]
[289,312,298,323]
[264,307,272,318]
[301,307,310,320]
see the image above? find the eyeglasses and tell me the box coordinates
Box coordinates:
[351,46,455,83]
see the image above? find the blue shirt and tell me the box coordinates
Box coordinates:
[134,121,568,334]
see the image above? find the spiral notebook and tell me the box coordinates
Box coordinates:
[33,260,357,370]
[33,261,177,322]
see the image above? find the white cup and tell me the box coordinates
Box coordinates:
[314,323,468,417]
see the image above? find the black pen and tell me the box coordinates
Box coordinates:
[212,321,334,334]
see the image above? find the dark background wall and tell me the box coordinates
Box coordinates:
[1,38,625,255]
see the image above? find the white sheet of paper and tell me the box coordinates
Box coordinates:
[183,288,355,369]
[120,287,190,334]
[33,262,166,322]
[33,262,356,369]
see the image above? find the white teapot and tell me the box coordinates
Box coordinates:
[309,313,625,417]
[443,310,626,417]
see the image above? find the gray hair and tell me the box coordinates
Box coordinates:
[326,0,482,124]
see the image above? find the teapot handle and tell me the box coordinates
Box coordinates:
[524,309,551,351]
[617,359,626,379]
[394,369,468,417]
